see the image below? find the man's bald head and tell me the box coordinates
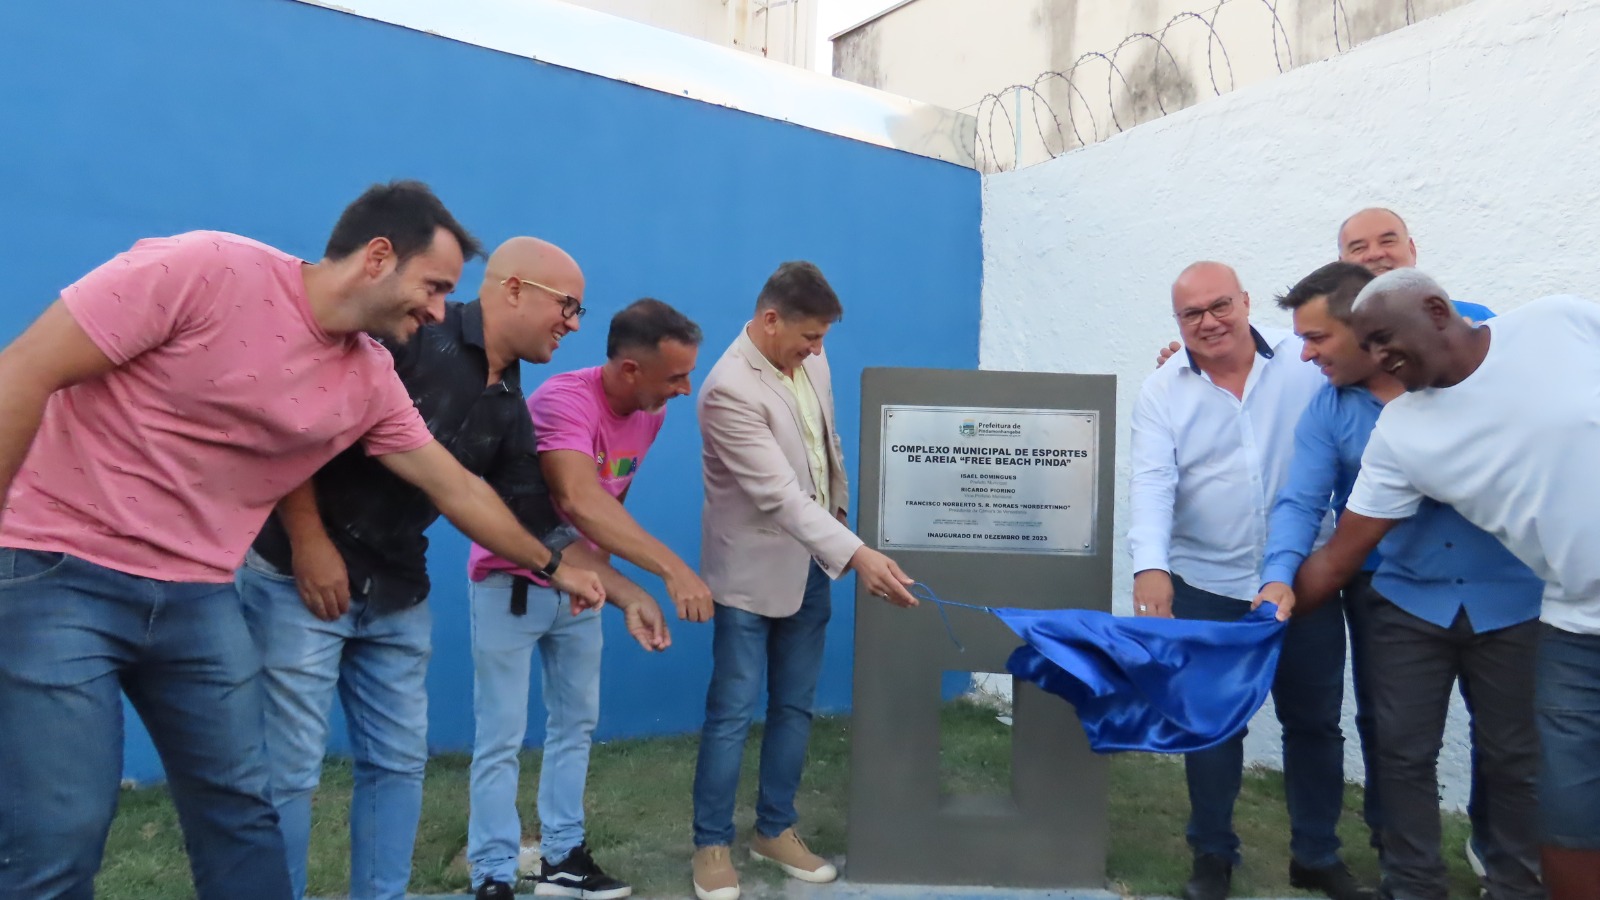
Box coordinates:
[1172,260,1242,299]
[1171,260,1253,368]
[483,236,582,294]
[1349,268,1474,391]
[1339,207,1417,275]
[481,236,586,366]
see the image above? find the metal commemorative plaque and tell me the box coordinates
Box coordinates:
[852,370,1114,887]
[878,405,1099,555]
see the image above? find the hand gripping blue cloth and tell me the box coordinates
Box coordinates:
[916,585,1288,755]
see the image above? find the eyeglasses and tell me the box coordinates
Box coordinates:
[1175,296,1235,327]
[503,277,586,321]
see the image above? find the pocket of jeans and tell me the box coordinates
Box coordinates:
[0,547,68,585]
[242,550,298,584]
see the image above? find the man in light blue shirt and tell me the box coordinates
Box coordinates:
[1257,261,1541,900]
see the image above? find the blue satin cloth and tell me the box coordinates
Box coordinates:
[996,604,1288,754]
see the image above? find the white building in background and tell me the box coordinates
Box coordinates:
[978,0,1600,805]
[559,0,819,69]
[830,0,1475,170]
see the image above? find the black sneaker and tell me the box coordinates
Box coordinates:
[1183,853,1233,900]
[476,879,518,900]
[535,843,633,899]
[1290,859,1376,900]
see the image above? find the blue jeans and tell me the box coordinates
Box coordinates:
[467,573,603,888]
[0,548,291,900]
[1534,624,1600,849]
[1172,575,1347,868]
[692,563,832,848]
[236,551,431,900]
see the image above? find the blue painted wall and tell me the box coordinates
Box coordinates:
[1,0,981,783]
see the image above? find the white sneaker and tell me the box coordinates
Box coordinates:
[520,840,543,878]
[1465,833,1485,879]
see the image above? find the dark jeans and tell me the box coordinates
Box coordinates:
[692,563,832,847]
[1363,587,1541,900]
[1173,575,1347,868]
[0,548,291,900]
[1350,576,1496,863]
[1341,572,1384,849]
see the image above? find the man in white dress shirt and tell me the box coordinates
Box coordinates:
[1129,261,1371,900]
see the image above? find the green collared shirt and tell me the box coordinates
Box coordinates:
[753,346,831,511]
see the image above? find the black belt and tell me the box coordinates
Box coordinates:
[510,575,532,616]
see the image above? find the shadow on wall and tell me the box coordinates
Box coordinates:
[1,0,982,783]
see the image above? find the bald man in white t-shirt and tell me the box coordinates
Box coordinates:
[1279,269,1600,900]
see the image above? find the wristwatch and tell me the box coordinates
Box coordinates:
[537,546,563,581]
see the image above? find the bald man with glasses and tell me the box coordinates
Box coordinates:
[240,236,665,900]
[1129,261,1370,900]
[504,275,587,322]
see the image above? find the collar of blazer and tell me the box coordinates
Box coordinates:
[734,324,837,443]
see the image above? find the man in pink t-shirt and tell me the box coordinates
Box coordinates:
[463,299,709,899]
[0,181,603,900]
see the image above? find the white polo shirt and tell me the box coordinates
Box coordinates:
[1347,295,1600,635]
[1129,326,1327,600]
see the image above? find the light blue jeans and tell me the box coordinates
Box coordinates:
[236,550,431,900]
[467,573,604,888]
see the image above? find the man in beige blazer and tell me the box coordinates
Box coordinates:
[689,262,916,900]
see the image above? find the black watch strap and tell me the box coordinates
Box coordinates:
[537,545,562,581]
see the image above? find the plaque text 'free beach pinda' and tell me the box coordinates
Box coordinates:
[878,405,1099,555]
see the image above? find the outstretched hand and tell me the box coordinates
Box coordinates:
[849,546,918,607]
[623,597,671,651]
[1252,581,1295,621]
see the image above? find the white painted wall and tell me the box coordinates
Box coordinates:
[832,0,1473,170]
[559,0,818,68]
[979,0,1600,808]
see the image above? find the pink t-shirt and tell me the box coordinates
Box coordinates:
[467,366,665,582]
[0,231,433,583]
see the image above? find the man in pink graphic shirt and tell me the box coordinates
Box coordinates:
[0,180,603,900]
[464,299,709,900]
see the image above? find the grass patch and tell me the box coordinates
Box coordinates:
[97,700,1478,898]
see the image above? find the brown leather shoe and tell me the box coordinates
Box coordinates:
[692,845,740,900]
[749,828,837,883]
